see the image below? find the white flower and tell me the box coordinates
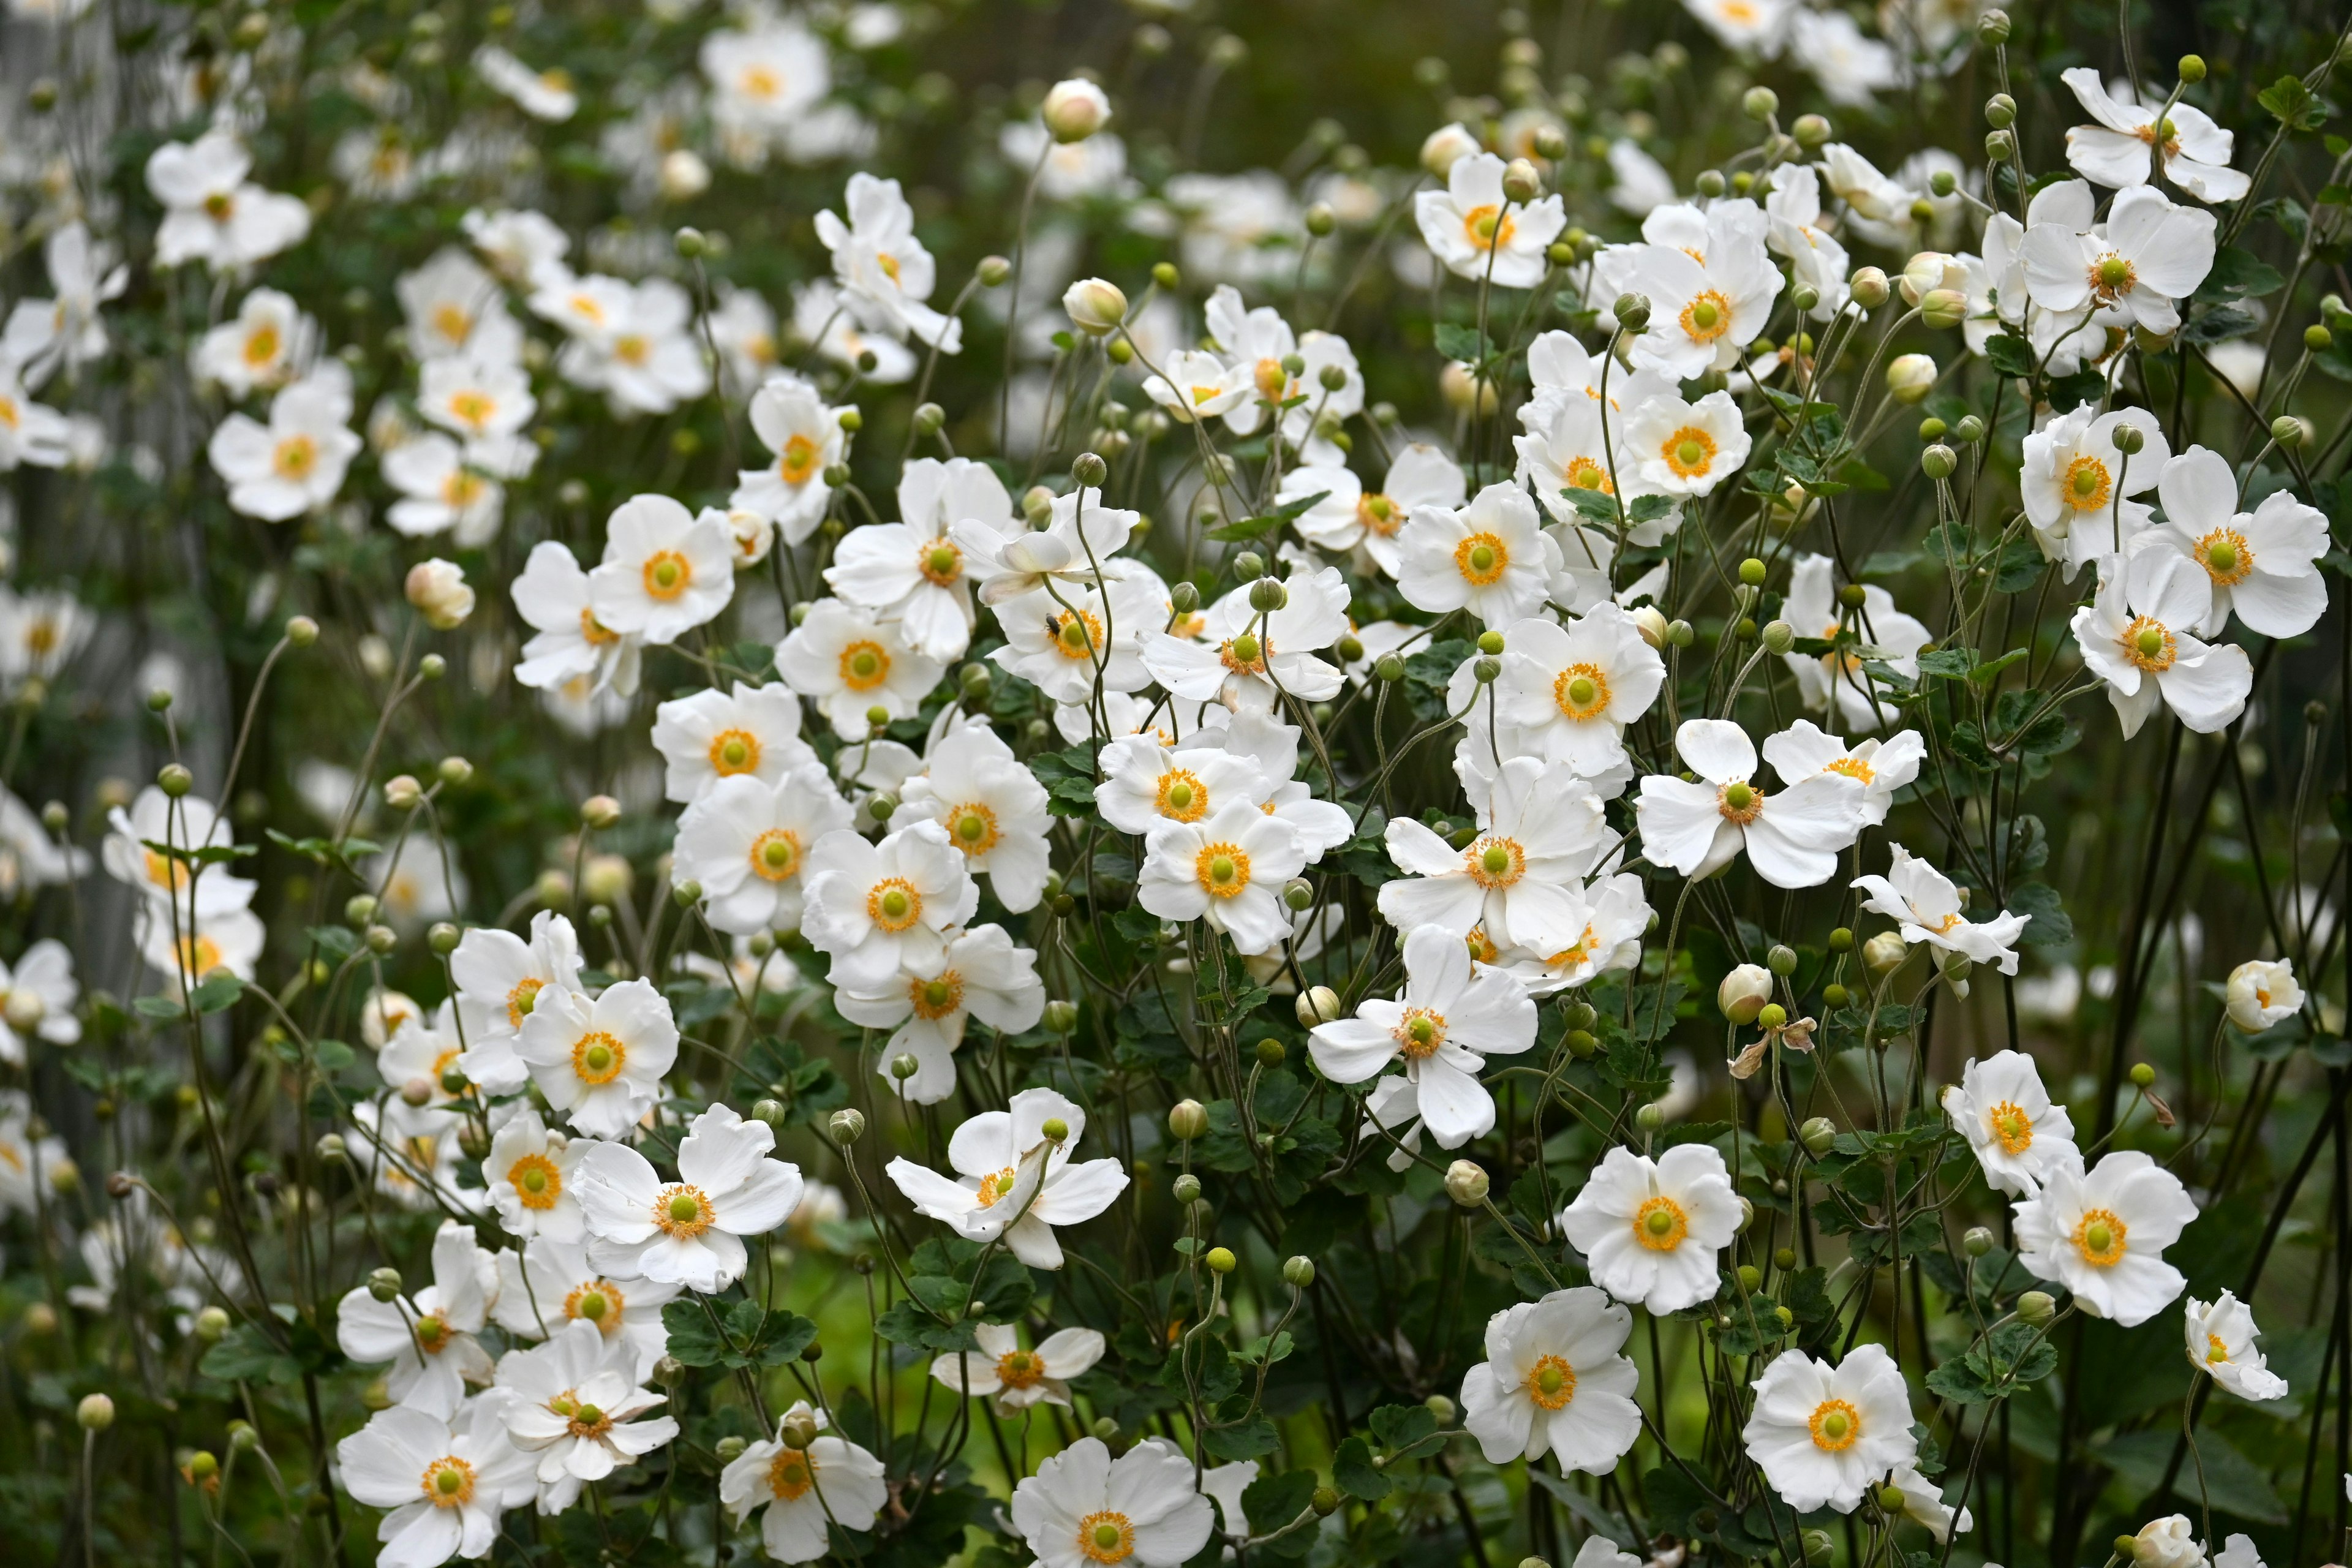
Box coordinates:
[1379,755,1607,951]
[1942,1048,2081,1197]
[577,1103,804,1293]
[336,1219,499,1416]
[678,767,859,939]
[2214,1535,2264,1568]
[350,1098,475,1213]
[399,247,524,364]
[406,559,477,630]
[464,207,571,290]
[1286,444,1465,580]
[450,910,586,1096]
[816,173,962,352]
[954,484,1139,606]
[535,274,711,415]
[1854,843,2032,974]
[2022,185,2215,335]
[836,924,1046,1102]
[1559,1144,1742,1313]
[1761,720,1922,827]
[145,130,311,270]
[1144,348,1251,424]
[1792,9,1899,105]
[1637,720,1866,889]
[930,1321,1106,1414]
[2014,1150,2198,1325]
[2145,445,2328,638]
[1137,799,1307,956]
[1010,1436,1215,1568]
[802,820,979,989]
[192,287,315,396]
[896,723,1055,911]
[137,904,266,995]
[1513,394,1659,540]
[1460,1286,1643,1473]
[475,45,577,122]
[514,978,679,1139]
[1142,565,1349,714]
[1764,167,1853,318]
[0,938,78,1061]
[0,361,70,472]
[2060,69,2249,203]
[385,435,505,545]
[1887,1463,1973,1544]
[587,494,736,646]
[379,1002,469,1111]
[1396,481,1562,627]
[989,573,1164,706]
[1414,152,1567,288]
[1741,1344,1918,1513]
[1094,734,1270,835]
[777,598,947,741]
[2022,404,2169,575]
[1182,709,1355,861]
[733,374,845,544]
[511,542,641,698]
[824,461,1015,660]
[418,358,536,471]
[1606,202,1782,376]
[1491,607,1667,780]
[1199,1461,1257,1540]
[2185,1290,2288,1401]
[494,1324,676,1513]
[719,1404,889,1564]
[2135,1517,2209,1568]
[1620,389,1751,499]
[334,1400,532,1567]
[791,278,917,383]
[491,1236,678,1379]
[1778,554,1931,727]
[702,17,831,151]
[2,221,126,388]
[884,1087,1129,1268]
[1681,0,1794,50]
[208,374,361,521]
[2225,957,2301,1031]
[485,1107,587,1245]
[0,1091,66,1216]
[2071,549,2253,738]
[1310,923,1537,1148]
[1494,872,1652,994]
[652,682,818,805]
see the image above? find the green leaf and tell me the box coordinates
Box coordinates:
[1332,1434,1390,1500]
[134,996,185,1020]
[2198,246,2286,301]
[1433,322,1493,364]
[2258,74,2323,130]
[200,1323,303,1386]
[1232,1330,1294,1367]
[1983,333,2037,378]
[2005,881,2071,947]
[1200,1414,1280,1460]
[1238,1469,1319,1553]
[1559,485,1621,524]
[1915,646,1975,680]
[1627,493,1678,525]
[662,1299,729,1366]
[2184,303,2260,345]
[192,973,243,1015]
[874,1297,978,1353]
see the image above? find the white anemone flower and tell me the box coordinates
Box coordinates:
[418,357,535,463]
[484,1107,587,1245]
[1009,1436,1215,1568]
[1887,1463,1974,1543]
[146,130,311,270]
[1741,1344,1918,1513]
[137,904,267,995]
[651,682,819,805]
[1144,349,1252,424]
[208,374,361,521]
[952,484,1140,607]
[1558,1144,1741,1313]
[1779,553,1931,727]
[2145,445,2328,638]
[2184,1291,2289,1401]
[1397,481,1564,627]
[192,287,315,396]
[2022,404,2170,575]
[1761,720,1923,827]
[1491,606,1667,778]
[720,1403,889,1564]
[1180,708,1355,861]
[492,1237,679,1379]
[777,598,946,741]
[398,247,523,363]
[334,1401,533,1567]
[1141,565,1349,714]
[1620,390,1751,499]
[823,486,1001,662]
[2071,549,2254,739]
[895,723,1055,912]
[2060,69,2250,204]
[988,574,1164,706]
[1414,152,1567,289]
[1608,204,1782,377]
[450,911,586,1095]
[1093,734,1271,835]
[734,374,845,545]
[1513,395,1653,533]
[1495,872,1651,994]
[1309,923,1536,1148]
[1941,1050,2081,1197]
[2021,185,2217,335]
[587,494,736,646]
[884,1087,1129,1268]
[675,767,856,938]
[2225,957,2301,1032]
[335,1219,500,1417]
[540,276,712,415]
[511,543,641,699]
[1636,720,1866,889]
[835,923,1046,1103]
[576,1102,805,1293]
[701,17,832,151]
[802,820,980,989]
[0,362,71,472]
[816,173,963,352]
[513,978,679,1139]
[1853,843,2032,974]
[0,939,79,1061]
[1460,1286,1643,1474]
[475,44,578,122]
[495,1321,678,1513]
[1764,167,1853,318]
[2134,1517,2209,1568]
[1379,755,1607,951]
[462,208,571,288]
[384,435,505,545]
[1284,444,1466,580]
[930,1321,1107,1415]
[2013,1150,2199,1326]
[1137,799,1308,956]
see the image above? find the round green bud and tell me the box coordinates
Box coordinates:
[1283,1255,1317,1289]
[1738,556,1767,586]
[1204,1246,1237,1275]
[2129,1062,2156,1089]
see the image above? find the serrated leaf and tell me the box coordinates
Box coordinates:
[134,995,185,1020]
[1332,1434,1390,1499]
[192,974,243,1015]
[2005,881,2071,946]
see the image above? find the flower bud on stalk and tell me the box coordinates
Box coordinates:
[1042,78,1111,143]
[1063,278,1128,336]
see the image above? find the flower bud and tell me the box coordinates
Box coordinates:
[196,1305,231,1341]
[1249,577,1288,613]
[368,1266,404,1302]
[1920,289,1967,330]
[1977,7,2010,42]
[1042,78,1111,143]
[715,1436,747,1462]
[2111,421,2146,456]
[317,1132,348,1162]
[1169,1099,1208,1141]
[2017,1289,2056,1325]
[1374,653,1407,682]
[1760,620,1795,655]
[364,925,397,955]
[1719,963,1773,1025]
[1283,1256,1316,1289]
[1063,278,1128,336]
[404,559,475,630]
[830,1109,866,1144]
[1420,123,1480,179]
[1742,86,1779,121]
[1634,1102,1665,1132]
[1172,1173,1202,1204]
[781,1409,821,1450]
[1921,443,1958,480]
[1887,353,1937,404]
[1850,267,1890,309]
[2273,414,2309,449]
[427,921,461,957]
[1040,1117,1070,1143]
[1072,451,1110,488]
[1799,1116,1837,1156]
[1985,129,2016,161]
[1204,1246,1237,1274]
[1766,944,1798,977]
[1043,998,1080,1033]
[74,1392,113,1433]
[384,775,421,810]
[1963,1226,1994,1257]
[659,149,712,202]
[1863,930,1909,975]
[1445,1159,1490,1206]
[1613,292,1652,333]
[158,763,194,799]
[1501,157,1542,203]
[1426,1393,1456,1426]
[1281,876,1314,911]
[978,255,1012,288]
[285,614,319,648]
[1631,605,1669,650]
[1295,985,1343,1027]
[1792,113,1831,146]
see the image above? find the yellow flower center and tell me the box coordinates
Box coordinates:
[974,1166,1020,1207]
[508,1153,562,1210]
[948,802,1000,856]
[741,64,782,100]
[1809,1398,1861,1451]
[642,551,691,601]
[1635,1196,1689,1251]
[1465,924,1499,963]
[564,1280,625,1329]
[997,1349,1046,1389]
[1679,288,1733,344]
[571,1030,627,1085]
[431,304,472,346]
[1552,663,1611,721]
[273,434,318,481]
[877,253,902,284]
[1524,1353,1577,1411]
[613,335,651,368]
[919,539,964,586]
[1717,780,1763,824]
[839,639,891,690]
[420,1455,477,1508]
[446,389,496,431]
[2089,253,2138,301]
[1562,456,1614,494]
[749,829,803,883]
[1464,835,1525,889]
[1194,842,1252,899]
[1051,608,1105,660]
[1396,1006,1448,1060]
[1462,204,1517,252]
[910,970,965,1020]
[1219,634,1268,675]
[780,434,820,486]
[654,1183,715,1237]
[506,978,544,1030]
[1662,426,1717,479]
[2062,454,2114,512]
[442,471,487,508]
[2072,1206,2128,1266]
[579,610,620,647]
[143,847,190,893]
[2204,1332,2230,1365]
[1826,756,1875,784]
[1988,1101,2033,1153]
[766,1447,813,1501]
[1356,492,1402,536]
[243,323,281,366]
[1454,531,1509,586]
[1253,358,1290,403]
[2122,616,2176,673]
[867,877,922,931]
[2195,527,2252,586]
[1155,769,1209,823]
[1079,1511,1137,1564]
[710,728,761,777]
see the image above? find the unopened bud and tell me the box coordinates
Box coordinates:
[829,1108,866,1144]
[1295,985,1343,1027]
[1444,1159,1490,1206]
[1169,1099,1208,1140]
